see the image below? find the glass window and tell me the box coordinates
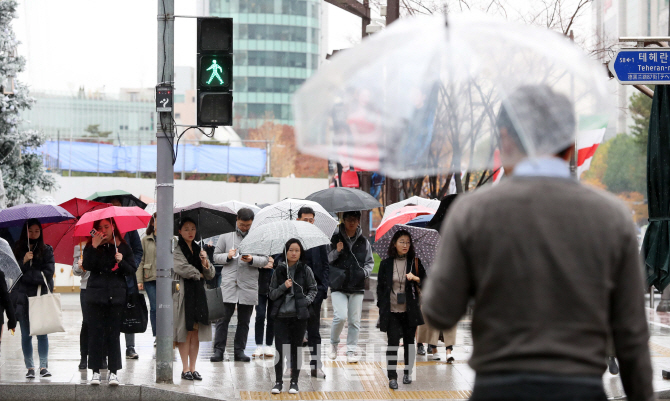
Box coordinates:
[240,51,306,68]
[240,0,274,13]
[237,24,307,42]
[244,77,305,93]
[281,0,307,16]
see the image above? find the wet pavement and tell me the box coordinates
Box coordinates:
[0,291,669,400]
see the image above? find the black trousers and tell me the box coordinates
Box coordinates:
[307,291,326,369]
[470,374,607,401]
[213,303,254,356]
[79,290,89,357]
[254,294,274,346]
[87,302,123,372]
[386,312,416,380]
[274,317,308,382]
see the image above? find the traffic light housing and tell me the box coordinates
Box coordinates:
[197,17,233,126]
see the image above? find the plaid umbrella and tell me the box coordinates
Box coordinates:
[0,238,21,292]
[239,220,331,256]
[384,196,440,216]
[251,198,338,237]
[0,203,74,229]
[373,224,440,269]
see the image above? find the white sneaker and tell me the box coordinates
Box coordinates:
[346,351,359,363]
[91,372,101,385]
[253,346,264,358]
[108,372,119,386]
[263,346,275,357]
[328,344,338,360]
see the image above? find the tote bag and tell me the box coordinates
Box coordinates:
[28,272,65,336]
[121,292,149,334]
[206,287,226,322]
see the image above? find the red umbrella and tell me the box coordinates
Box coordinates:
[74,206,152,237]
[42,198,111,265]
[375,205,434,241]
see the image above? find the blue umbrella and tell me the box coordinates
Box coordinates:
[0,203,74,229]
[406,214,434,228]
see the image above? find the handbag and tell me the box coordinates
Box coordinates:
[206,287,226,322]
[28,272,65,336]
[121,292,148,334]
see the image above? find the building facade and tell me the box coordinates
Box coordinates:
[21,88,156,145]
[198,0,323,135]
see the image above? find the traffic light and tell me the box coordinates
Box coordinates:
[197,17,233,126]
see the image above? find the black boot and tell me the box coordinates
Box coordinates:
[210,350,224,362]
[78,355,87,370]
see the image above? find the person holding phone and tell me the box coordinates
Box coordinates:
[173,217,213,381]
[268,238,317,394]
[83,218,137,386]
[12,219,55,379]
[211,208,269,362]
[377,230,426,389]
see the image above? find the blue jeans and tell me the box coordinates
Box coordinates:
[18,315,48,369]
[144,281,157,337]
[330,291,364,353]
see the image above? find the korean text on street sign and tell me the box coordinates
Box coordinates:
[609,48,670,85]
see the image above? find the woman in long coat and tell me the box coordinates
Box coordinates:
[173,217,214,381]
[377,229,426,389]
[83,218,137,386]
[12,219,55,379]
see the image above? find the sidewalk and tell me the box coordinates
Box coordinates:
[0,293,669,400]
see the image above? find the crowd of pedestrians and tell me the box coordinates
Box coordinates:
[0,88,656,400]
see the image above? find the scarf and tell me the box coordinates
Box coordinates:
[177,237,209,331]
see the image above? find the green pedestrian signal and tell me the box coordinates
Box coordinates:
[197,17,233,126]
[206,60,224,85]
[199,55,232,89]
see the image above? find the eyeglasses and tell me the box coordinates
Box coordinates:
[397,241,411,245]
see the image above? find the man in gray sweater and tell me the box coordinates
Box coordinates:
[423,85,653,401]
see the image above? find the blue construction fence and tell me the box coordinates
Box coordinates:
[38,141,268,176]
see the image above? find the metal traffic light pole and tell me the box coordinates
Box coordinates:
[156,0,175,383]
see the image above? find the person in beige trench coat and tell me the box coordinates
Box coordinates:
[173,218,215,381]
[416,321,456,362]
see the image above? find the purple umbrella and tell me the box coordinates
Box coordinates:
[0,203,75,229]
[373,224,440,269]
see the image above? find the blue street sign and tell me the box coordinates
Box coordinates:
[609,48,670,84]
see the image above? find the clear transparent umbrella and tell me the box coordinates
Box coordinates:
[0,238,21,291]
[294,13,614,178]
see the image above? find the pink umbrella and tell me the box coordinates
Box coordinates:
[375,205,434,241]
[74,206,152,237]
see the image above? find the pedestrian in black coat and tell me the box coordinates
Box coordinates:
[12,219,55,378]
[109,196,143,360]
[82,218,137,386]
[0,269,17,353]
[376,229,426,389]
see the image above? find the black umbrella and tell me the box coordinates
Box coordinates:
[306,187,382,212]
[642,85,670,294]
[173,202,237,241]
[426,194,459,233]
[87,190,148,209]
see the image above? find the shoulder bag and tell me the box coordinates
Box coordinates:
[28,272,65,336]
